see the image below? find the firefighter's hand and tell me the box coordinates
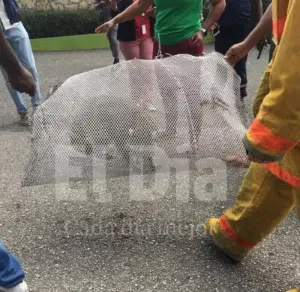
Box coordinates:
[192,31,204,48]
[8,67,36,97]
[95,19,116,34]
[225,41,250,66]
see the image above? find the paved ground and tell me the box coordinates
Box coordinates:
[0,45,299,292]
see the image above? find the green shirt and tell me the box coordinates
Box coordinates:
[154,0,203,46]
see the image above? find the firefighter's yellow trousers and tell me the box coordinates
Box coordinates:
[206,163,300,261]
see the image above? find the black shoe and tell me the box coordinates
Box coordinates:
[113,59,120,64]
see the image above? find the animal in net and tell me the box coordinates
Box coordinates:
[23,53,248,187]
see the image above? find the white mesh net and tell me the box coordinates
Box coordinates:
[23,52,248,187]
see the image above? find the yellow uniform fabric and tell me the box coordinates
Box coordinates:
[243,0,300,187]
[224,163,299,245]
[205,0,300,262]
[206,163,300,259]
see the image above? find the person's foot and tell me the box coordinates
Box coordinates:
[18,112,31,126]
[113,58,120,64]
[205,217,253,262]
[0,281,29,292]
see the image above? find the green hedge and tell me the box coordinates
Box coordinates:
[21,9,211,40]
[21,9,102,39]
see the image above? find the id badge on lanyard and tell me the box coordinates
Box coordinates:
[141,13,146,35]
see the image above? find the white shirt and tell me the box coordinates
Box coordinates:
[0,0,20,30]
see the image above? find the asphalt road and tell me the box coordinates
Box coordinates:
[0,45,299,292]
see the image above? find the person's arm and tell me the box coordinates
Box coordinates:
[202,0,226,32]
[111,0,152,24]
[0,30,35,96]
[191,0,225,47]
[244,3,272,49]
[0,30,22,76]
[95,0,153,33]
[243,0,300,163]
[225,4,272,65]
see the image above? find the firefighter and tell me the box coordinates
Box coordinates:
[205,3,300,291]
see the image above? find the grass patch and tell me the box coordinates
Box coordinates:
[31,34,215,52]
[30,34,109,52]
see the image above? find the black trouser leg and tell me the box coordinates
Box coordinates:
[215,24,250,99]
[235,55,248,98]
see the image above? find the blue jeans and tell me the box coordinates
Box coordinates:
[107,25,119,60]
[97,9,119,60]
[1,23,41,114]
[0,243,24,288]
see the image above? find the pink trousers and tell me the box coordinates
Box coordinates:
[119,37,153,60]
[119,38,154,105]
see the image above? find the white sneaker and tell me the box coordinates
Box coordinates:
[0,281,29,292]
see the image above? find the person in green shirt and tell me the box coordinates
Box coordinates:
[95,0,225,140]
[96,0,226,57]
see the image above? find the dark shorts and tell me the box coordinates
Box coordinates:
[153,37,204,58]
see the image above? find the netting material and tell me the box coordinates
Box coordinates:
[23,53,248,187]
